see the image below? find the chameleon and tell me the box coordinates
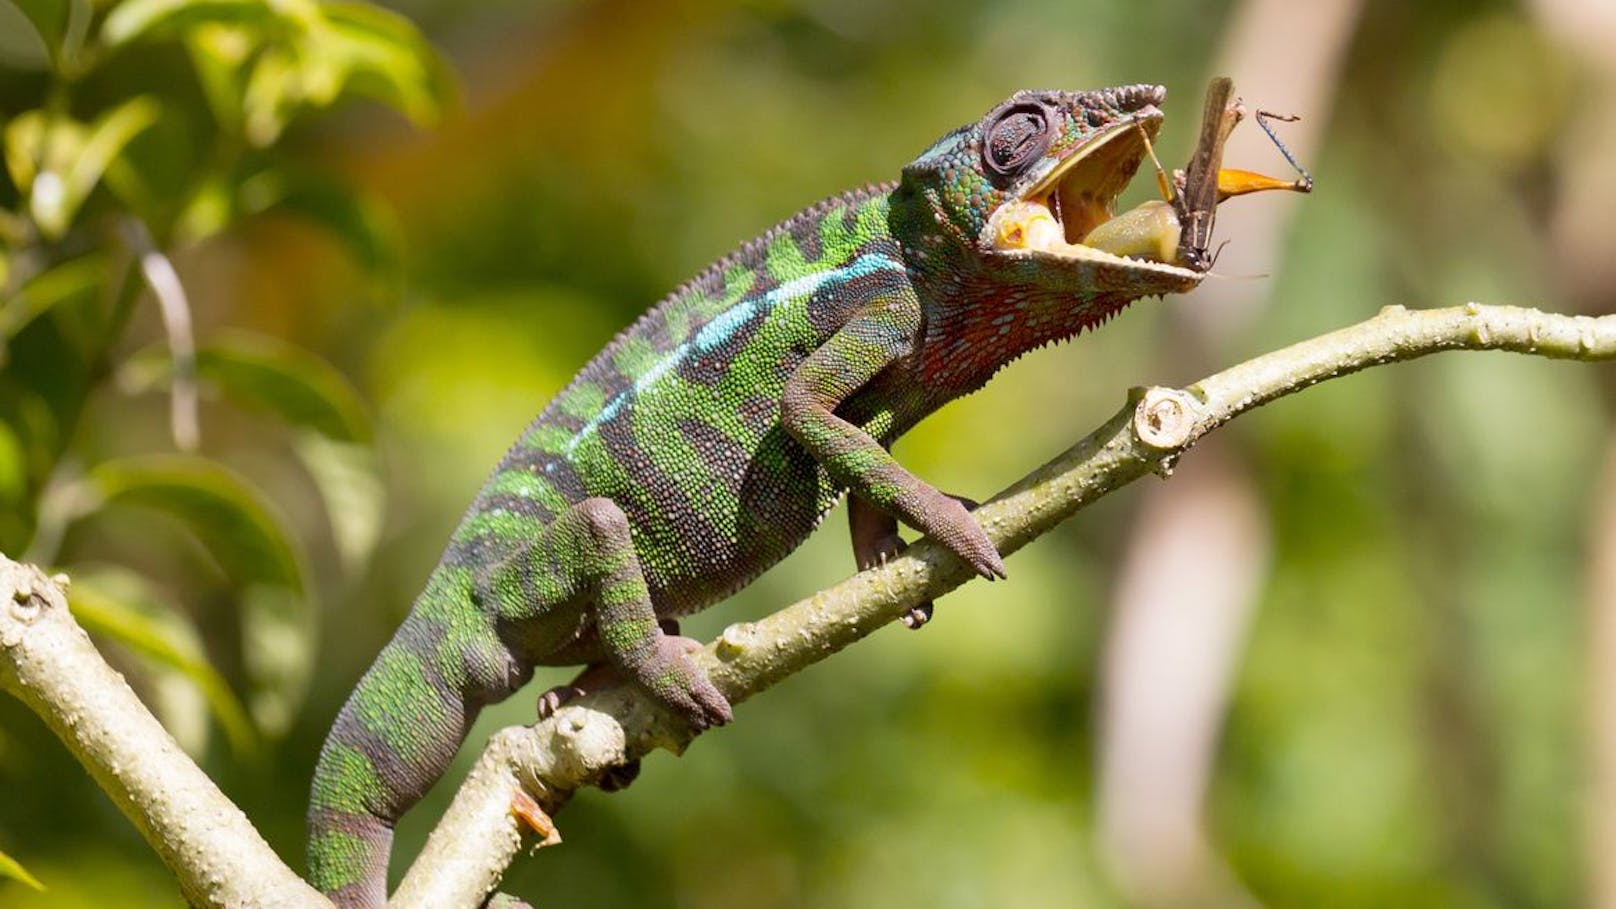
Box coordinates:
[306,81,1305,906]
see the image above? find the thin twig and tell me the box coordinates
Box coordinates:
[121,218,199,451]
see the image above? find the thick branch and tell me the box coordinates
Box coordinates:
[395,303,1616,908]
[0,558,327,908]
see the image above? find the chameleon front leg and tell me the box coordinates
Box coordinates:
[849,492,982,629]
[848,494,932,628]
[783,297,1005,581]
[532,497,733,730]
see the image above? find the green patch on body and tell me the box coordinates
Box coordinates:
[352,647,451,764]
[764,231,810,281]
[819,197,888,263]
[452,508,547,547]
[519,423,574,454]
[557,382,606,421]
[308,829,374,887]
[483,468,570,515]
[309,741,386,814]
[612,336,662,382]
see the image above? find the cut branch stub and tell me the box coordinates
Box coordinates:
[1133,386,1201,450]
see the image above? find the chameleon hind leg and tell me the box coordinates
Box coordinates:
[525,497,732,730]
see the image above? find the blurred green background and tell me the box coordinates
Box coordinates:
[5,0,1616,906]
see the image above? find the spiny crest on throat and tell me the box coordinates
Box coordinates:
[917,277,1148,393]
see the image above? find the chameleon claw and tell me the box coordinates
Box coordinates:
[536,684,586,720]
[900,602,935,629]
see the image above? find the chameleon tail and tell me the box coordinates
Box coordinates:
[307,574,530,907]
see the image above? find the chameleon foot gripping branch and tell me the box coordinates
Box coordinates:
[307,80,1307,907]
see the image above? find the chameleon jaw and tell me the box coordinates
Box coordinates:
[984,114,1202,281]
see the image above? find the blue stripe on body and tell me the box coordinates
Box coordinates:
[565,252,905,455]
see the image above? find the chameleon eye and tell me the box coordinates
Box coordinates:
[982,101,1052,182]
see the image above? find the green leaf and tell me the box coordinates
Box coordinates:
[85,455,313,735]
[120,332,385,573]
[2,0,90,69]
[237,168,401,278]
[0,0,51,71]
[240,582,313,734]
[27,97,161,239]
[197,331,372,441]
[295,431,382,572]
[88,454,306,591]
[100,0,298,47]
[0,419,29,506]
[184,23,255,132]
[312,2,454,126]
[68,567,258,757]
[0,847,43,891]
[0,253,105,339]
[241,44,299,147]
[3,109,47,191]
[125,330,372,441]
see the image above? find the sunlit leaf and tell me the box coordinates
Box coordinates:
[100,0,296,47]
[0,847,43,891]
[3,109,47,190]
[68,567,258,757]
[88,454,306,591]
[241,45,299,147]
[0,253,104,339]
[0,422,25,506]
[174,173,235,241]
[319,1,454,125]
[30,97,161,239]
[295,432,383,572]
[184,23,254,132]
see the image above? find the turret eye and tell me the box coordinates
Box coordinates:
[983,101,1052,181]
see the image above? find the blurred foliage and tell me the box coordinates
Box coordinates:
[2,0,1614,908]
[0,0,446,896]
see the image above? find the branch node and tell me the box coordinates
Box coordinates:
[541,704,629,781]
[716,622,756,657]
[1134,386,1201,450]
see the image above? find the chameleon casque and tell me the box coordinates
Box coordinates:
[307,81,1302,906]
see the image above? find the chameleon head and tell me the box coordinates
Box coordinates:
[901,84,1203,298]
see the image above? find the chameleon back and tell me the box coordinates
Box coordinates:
[448,186,909,620]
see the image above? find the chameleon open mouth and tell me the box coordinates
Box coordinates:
[985,111,1200,279]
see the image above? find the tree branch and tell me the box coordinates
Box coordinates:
[5,303,1614,908]
[394,302,1616,908]
[0,558,327,907]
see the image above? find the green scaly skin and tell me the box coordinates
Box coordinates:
[308,84,1208,906]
